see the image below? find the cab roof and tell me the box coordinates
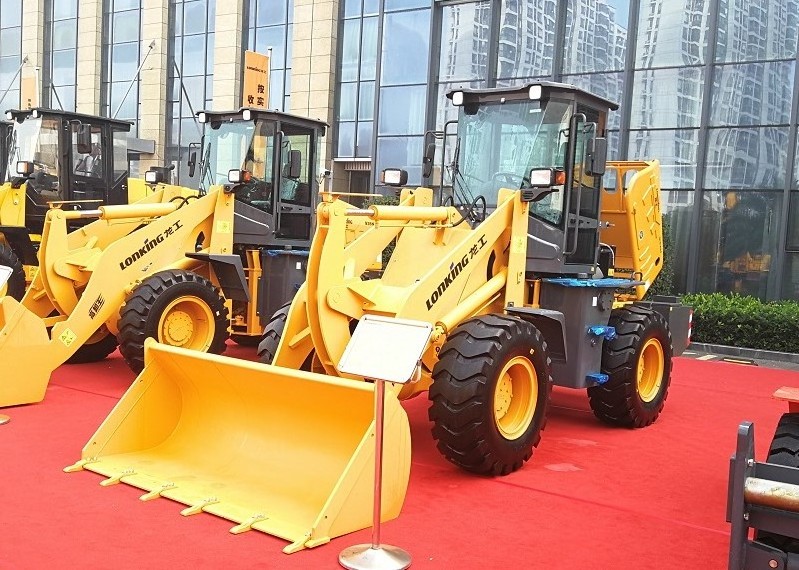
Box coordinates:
[197,108,327,137]
[446,81,619,113]
[4,108,133,130]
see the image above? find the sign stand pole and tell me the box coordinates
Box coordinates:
[336,315,433,570]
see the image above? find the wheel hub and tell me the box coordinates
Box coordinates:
[493,356,538,440]
[637,338,664,403]
[162,311,194,345]
[157,296,214,350]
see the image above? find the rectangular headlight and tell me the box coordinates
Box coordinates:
[144,170,159,184]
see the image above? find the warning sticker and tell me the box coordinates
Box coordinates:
[511,236,525,254]
[217,221,232,234]
[60,329,77,347]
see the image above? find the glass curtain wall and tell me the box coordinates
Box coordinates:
[102,0,143,134]
[44,0,79,111]
[167,0,215,186]
[0,0,22,110]
[247,0,293,111]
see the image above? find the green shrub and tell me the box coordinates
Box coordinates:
[682,292,799,353]
[647,215,675,297]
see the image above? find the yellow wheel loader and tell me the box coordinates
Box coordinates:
[67,83,691,552]
[0,109,326,407]
[0,108,142,299]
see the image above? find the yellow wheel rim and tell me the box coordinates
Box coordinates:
[637,337,665,403]
[157,296,215,351]
[493,355,538,440]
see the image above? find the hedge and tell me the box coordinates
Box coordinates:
[682,293,799,354]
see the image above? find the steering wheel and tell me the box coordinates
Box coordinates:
[491,172,529,189]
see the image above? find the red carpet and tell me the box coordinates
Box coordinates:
[1,346,797,569]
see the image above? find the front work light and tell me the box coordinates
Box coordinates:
[380,168,408,187]
[451,91,464,106]
[228,169,252,184]
[528,85,542,100]
[16,161,34,176]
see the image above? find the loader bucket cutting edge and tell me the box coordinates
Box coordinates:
[68,339,412,553]
[0,296,54,407]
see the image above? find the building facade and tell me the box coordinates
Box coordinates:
[0,0,798,300]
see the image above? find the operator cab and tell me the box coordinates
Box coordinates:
[197,108,327,249]
[442,82,616,277]
[3,108,132,233]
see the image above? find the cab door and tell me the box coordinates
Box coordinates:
[274,124,315,246]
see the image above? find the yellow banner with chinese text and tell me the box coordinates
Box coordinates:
[242,50,270,109]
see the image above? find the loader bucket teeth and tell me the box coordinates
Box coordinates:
[0,296,54,406]
[68,339,412,553]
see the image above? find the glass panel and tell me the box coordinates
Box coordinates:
[630,67,704,129]
[110,42,139,80]
[661,190,695,293]
[53,1,78,20]
[358,81,374,120]
[384,0,428,11]
[257,26,286,68]
[0,28,21,56]
[496,0,556,79]
[52,19,77,49]
[710,61,795,127]
[59,86,76,112]
[635,0,712,68]
[356,121,373,157]
[782,254,799,299]
[697,191,783,299]
[339,82,357,121]
[255,0,286,24]
[378,85,426,136]
[110,81,137,119]
[340,19,361,82]
[337,121,355,157]
[52,49,77,86]
[113,10,140,44]
[0,55,20,86]
[433,80,486,132]
[704,127,789,189]
[794,129,799,189]
[562,72,624,130]
[0,0,22,27]
[360,17,378,81]
[375,136,424,185]
[183,0,206,35]
[343,0,361,18]
[564,0,629,73]
[716,0,798,62]
[363,0,378,16]
[381,10,430,86]
[788,192,799,250]
[628,129,699,189]
[269,69,285,108]
[114,0,141,10]
[439,1,492,83]
[180,35,206,76]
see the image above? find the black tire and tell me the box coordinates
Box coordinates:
[230,334,261,347]
[0,243,26,300]
[65,331,119,364]
[429,314,552,476]
[754,413,799,550]
[257,302,292,364]
[117,270,229,373]
[588,305,672,427]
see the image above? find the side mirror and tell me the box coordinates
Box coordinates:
[187,150,197,178]
[422,142,436,179]
[584,136,608,176]
[76,124,93,155]
[288,149,301,179]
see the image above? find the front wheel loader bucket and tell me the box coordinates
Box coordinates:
[0,296,53,406]
[66,339,411,554]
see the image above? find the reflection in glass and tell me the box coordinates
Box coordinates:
[787,192,799,250]
[113,10,139,43]
[338,122,355,157]
[660,190,695,292]
[358,82,374,121]
[381,10,430,86]
[360,17,378,81]
[782,254,799,300]
[378,85,426,136]
[439,1,492,83]
[564,0,629,73]
[704,127,789,189]
[0,0,22,27]
[710,62,795,127]
[635,0,712,68]
[628,129,699,188]
[375,136,424,185]
[0,28,21,56]
[562,73,624,130]
[630,67,704,129]
[715,0,798,62]
[496,0,555,79]
[340,19,361,82]
[357,122,373,156]
[338,83,357,122]
[697,190,782,299]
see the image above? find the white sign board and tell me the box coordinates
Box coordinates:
[337,315,433,385]
[0,265,12,289]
